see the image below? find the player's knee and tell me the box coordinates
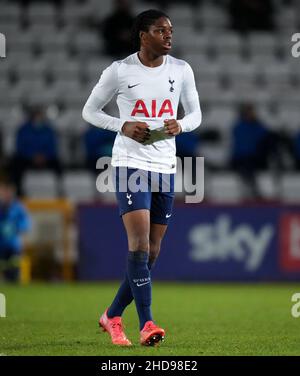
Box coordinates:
[129,235,149,252]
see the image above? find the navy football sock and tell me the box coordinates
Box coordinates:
[107,275,133,318]
[107,257,155,318]
[127,250,153,330]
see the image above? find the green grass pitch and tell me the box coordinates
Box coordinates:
[0,282,300,355]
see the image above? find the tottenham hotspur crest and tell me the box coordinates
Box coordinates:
[126,193,132,205]
[169,78,175,92]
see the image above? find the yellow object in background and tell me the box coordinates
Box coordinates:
[20,255,31,285]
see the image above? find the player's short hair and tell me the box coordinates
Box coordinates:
[131,9,170,51]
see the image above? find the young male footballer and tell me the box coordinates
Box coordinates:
[82,9,202,346]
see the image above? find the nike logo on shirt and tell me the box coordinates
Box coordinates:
[166,214,172,218]
[128,83,140,89]
[136,281,150,287]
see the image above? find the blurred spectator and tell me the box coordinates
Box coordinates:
[176,132,199,159]
[231,104,276,196]
[84,125,115,172]
[0,179,31,282]
[176,132,200,181]
[229,0,275,33]
[12,107,61,195]
[101,0,135,58]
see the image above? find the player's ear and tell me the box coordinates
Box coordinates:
[139,30,147,45]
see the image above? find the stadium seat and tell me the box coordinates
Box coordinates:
[213,32,243,56]
[49,60,81,81]
[0,59,13,79]
[200,143,231,170]
[260,62,292,84]
[55,108,87,135]
[61,3,91,25]
[61,171,96,202]
[42,50,70,66]
[0,3,21,23]
[13,79,49,106]
[275,7,297,31]
[28,22,57,36]
[51,80,84,106]
[255,173,279,200]
[277,106,300,133]
[23,171,59,199]
[0,22,20,41]
[256,106,281,131]
[196,81,222,103]
[27,2,57,24]
[172,25,196,51]
[206,173,248,203]
[222,60,257,83]
[248,33,277,55]
[0,105,24,134]
[204,107,236,132]
[14,58,48,80]
[187,56,221,80]
[277,89,300,107]
[88,0,113,22]
[9,31,36,53]
[250,53,281,67]
[195,4,229,30]
[0,78,9,96]
[167,4,194,26]
[35,32,69,52]
[84,59,113,81]
[72,32,102,55]
[280,174,300,203]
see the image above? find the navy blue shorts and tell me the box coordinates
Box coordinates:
[113,167,175,225]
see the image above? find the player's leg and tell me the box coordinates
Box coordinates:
[106,222,163,319]
[122,209,150,252]
[136,222,169,346]
[106,168,151,319]
[121,209,154,331]
[149,222,168,267]
[99,209,151,346]
[107,170,170,319]
[99,168,152,345]
[107,222,168,319]
[0,249,20,283]
[4,253,21,282]
[138,173,174,345]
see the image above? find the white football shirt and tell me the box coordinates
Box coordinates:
[82,52,202,173]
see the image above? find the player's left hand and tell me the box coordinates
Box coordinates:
[164,119,182,136]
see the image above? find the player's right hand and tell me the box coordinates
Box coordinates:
[121,121,151,143]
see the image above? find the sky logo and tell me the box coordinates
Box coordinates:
[188,215,274,271]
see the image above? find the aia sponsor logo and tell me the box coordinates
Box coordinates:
[280,214,300,271]
[131,99,174,117]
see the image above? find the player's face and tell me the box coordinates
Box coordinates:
[143,17,173,56]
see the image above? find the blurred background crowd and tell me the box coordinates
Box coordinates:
[0,0,300,282]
